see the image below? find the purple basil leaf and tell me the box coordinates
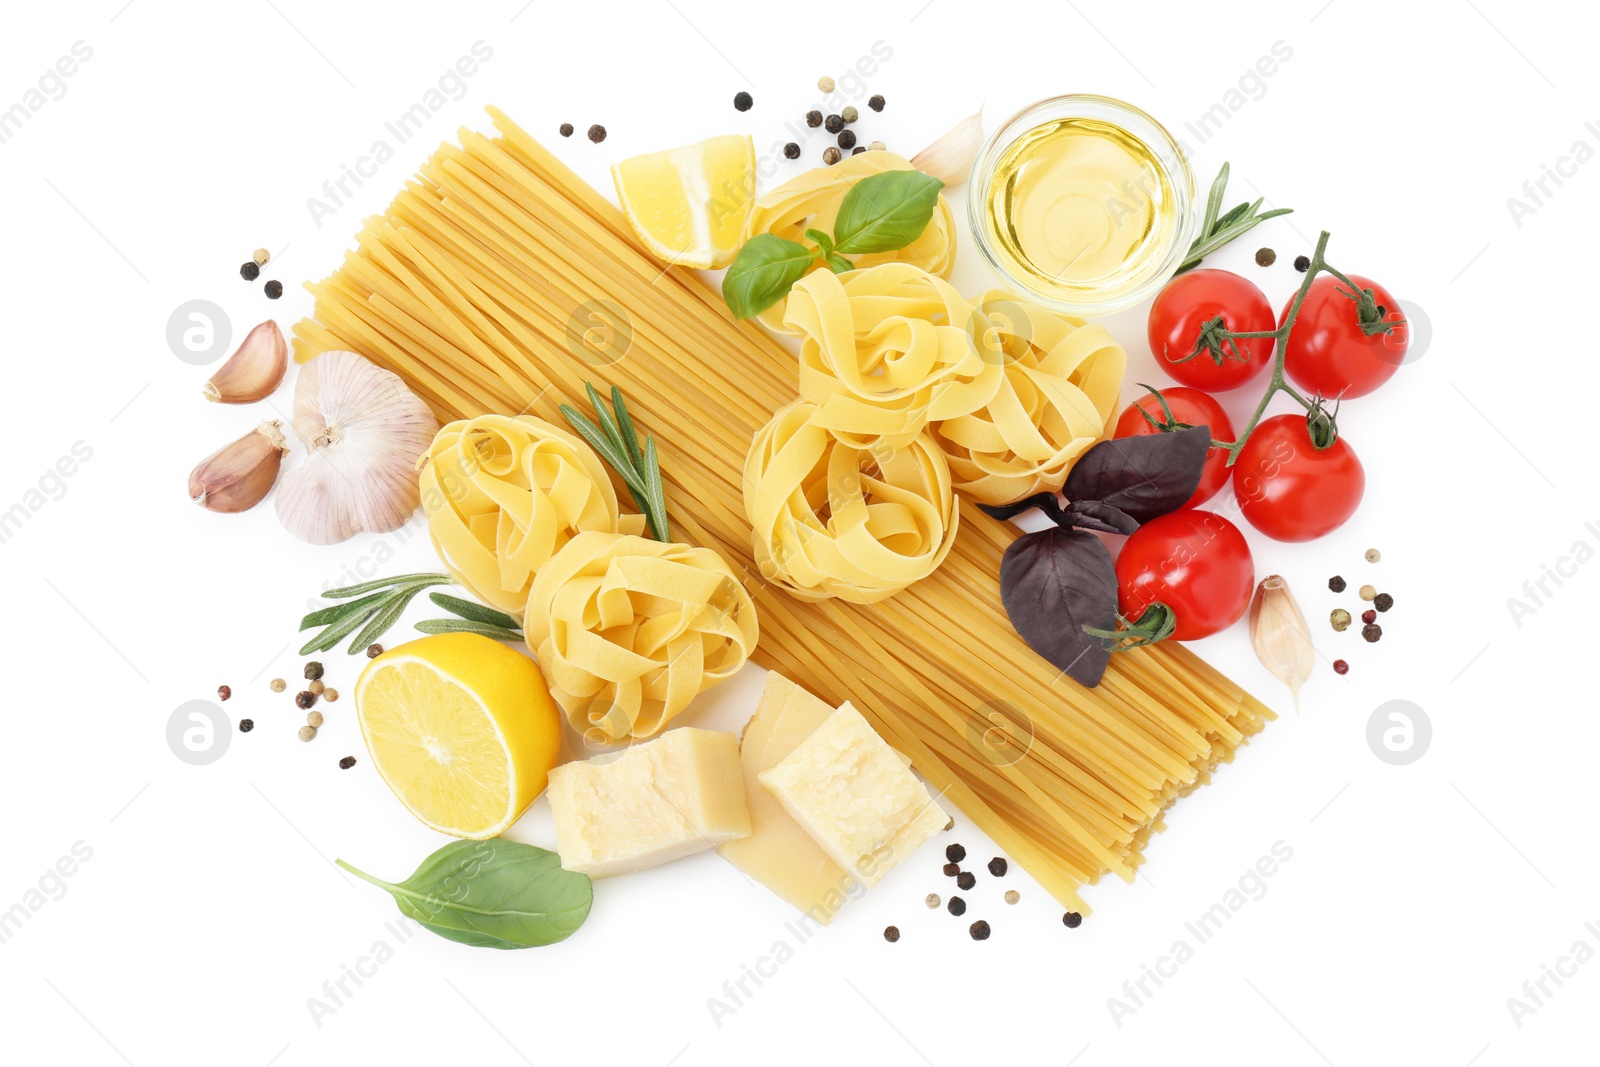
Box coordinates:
[999,527,1118,688]
[1062,425,1210,523]
[1060,500,1139,535]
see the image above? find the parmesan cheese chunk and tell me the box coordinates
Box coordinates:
[759,701,947,888]
[547,728,751,877]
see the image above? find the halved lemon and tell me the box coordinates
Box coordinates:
[354,633,562,839]
[613,134,755,268]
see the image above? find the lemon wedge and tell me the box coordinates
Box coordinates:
[613,134,755,269]
[354,633,562,839]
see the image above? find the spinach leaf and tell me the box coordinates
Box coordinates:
[832,170,945,255]
[338,840,592,950]
[999,527,1119,688]
[1061,426,1211,523]
[722,234,817,319]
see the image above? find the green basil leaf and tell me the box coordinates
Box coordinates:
[722,234,816,319]
[825,253,854,274]
[804,228,834,256]
[831,170,944,255]
[338,840,592,950]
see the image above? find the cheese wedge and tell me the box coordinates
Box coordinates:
[547,728,751,877]
[759,701,947,888]
[718,674,853,922]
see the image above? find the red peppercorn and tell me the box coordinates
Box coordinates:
[1362,609,1377,624]
[217,685,232,701]
[942,862,960,877]
[1333,659,1349,675]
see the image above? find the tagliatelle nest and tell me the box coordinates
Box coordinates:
[418,415,646,618]
[786,264,1003,451]
[524,532,759,742]
[929,291,1126,506]
[744,401,958,605]
[743,151,957,334]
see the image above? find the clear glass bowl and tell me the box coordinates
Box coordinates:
[967,94,1197,317]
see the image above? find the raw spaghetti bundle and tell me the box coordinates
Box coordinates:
[291,108,1274,913]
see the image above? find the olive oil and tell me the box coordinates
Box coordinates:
[981,116,1181,307]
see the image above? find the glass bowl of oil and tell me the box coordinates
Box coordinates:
[968,95,1197,316]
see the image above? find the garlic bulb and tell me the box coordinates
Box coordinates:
[203,320,287,403]
[1249,575,1314,711]
[189,421,287,513]
[912,108,984,187]
[275,351,438,544]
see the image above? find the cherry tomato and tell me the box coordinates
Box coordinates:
[1147,269,1275,392]
[1113,387,1236,508]
[1233,414,1365,542]
[1281,274,1407,399]
[1116,509,1254,641]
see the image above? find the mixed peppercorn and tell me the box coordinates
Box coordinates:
[1325,549,1396,671]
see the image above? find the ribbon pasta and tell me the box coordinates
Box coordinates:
[785,264,1003,451]
[929,291,1126,505]
[419,414,643,617]
[524,532,759,742]
[743,151,957,334]
[744,401,958,605]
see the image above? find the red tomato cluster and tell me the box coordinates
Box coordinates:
[1108,265,1406,640]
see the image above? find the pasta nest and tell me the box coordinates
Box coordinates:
[929,290,1126,506]
[419,415,644,618]
[524,532,759,742]
[743,150,957,335]
[785,264,1004,452]
[744,401,958,605]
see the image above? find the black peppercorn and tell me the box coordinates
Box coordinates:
[956,871,976,890]
[783,142,800,159]
[733,91,753,112]
[240,261,260,281]
[969,920,991,940]
[366,644,384,658]
[837,129,857,150]
[587,124,607,143]
[239,718,254,733]
[1255,247,1276,267]
[295,691,316,710]
[339,755,357,769]
[1293,254,1311,272]
[217,685,231,701]
[824,113,844,134]
[264,279,283,299]
[1063,911,1083,928]
[883,925,900,942]
[305,661,325,681]
[947,896,966,916]
[988,857,1007,877]
[559,123,574,137]
[942,862,960,877]
[805,109,823,128]
[1362,623,1382,643]
[1328,575,1346,593]
[946,843,966,862]
[1374,592,1394,612]
[851,146,865,155]
[868,94,885,112]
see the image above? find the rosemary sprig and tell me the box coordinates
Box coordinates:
[560,383,671,542]
[1176,162,1294,273]
[298,573,451,655]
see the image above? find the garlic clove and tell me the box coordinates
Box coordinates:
[203,320,288,403]
[911,107,984,187]
[1249,574,1315,712]
[275,350,438,544]
[189,420,288,513]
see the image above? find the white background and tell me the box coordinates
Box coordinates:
[0,1,1593,1064]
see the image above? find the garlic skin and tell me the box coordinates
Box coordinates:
[912,108,984,187]
[203,320,288,403]
[275,350,438,545]
[189,421,287,513]
[1249,575,1315,711]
